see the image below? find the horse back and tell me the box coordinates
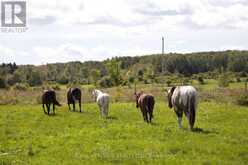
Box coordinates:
[42,90,56,104]
[67,88,81,102]
[138,94,155,110]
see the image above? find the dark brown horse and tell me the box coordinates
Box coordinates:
[135,91,155,123]
[42,90,61,115]
[67,87,82,112]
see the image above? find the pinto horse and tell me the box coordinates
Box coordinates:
[166,86,198,131]
[42,90,61,115]
[92,89,110,117]
[67,87,82,112]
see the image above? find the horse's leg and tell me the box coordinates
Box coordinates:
[101,107,107,118]
[148,110,153,123]
[145,112,149,123]
[175,109,183,129]
[68,103,71,111]
[53,103,55,115]
[104,103,109,117]
[46,104,50,115]
[79,100,81,113]
[73,102,75,111]
[43,104,47,114]
[142,110,148,123]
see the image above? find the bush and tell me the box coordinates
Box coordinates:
[236,93,248,106]
[98,76,114,88]
[218,74,229,87]
[28,71,42,86]
[198,76,205,84]
[0,77,7,88]
[6,73,21,86]
[51,84,61,90]
[13,83,29,91]
[236,77,241,82]
[166,79,172,87]
[57,76,69,85]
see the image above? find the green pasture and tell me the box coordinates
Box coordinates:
[0,101,247,164]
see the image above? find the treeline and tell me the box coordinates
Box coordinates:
[0,50,247,88]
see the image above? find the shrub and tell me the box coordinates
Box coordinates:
[98,76,114,88]
[128,76,135,84]
[57,76,69,85]
[13,83,29,91]
[218,73,229,87]
[198,76,205,84]
[51,84,61,90]
[166,79,172,87]
[6,73,21,86]
[0,77,7,88]
[28,71,42,86]
[236,93,248,106]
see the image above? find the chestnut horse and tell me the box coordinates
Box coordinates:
[134,85,155,123]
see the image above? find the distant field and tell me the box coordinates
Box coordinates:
[0,79,246,105]
[0,102,247,164]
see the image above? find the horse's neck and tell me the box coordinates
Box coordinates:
[95,90,103,96]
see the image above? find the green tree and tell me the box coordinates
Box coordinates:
[90,69,100,86]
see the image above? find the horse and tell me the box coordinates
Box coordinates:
[42,90,61,115]
[92,89,110,117]
[67,87,82,112]
[166,86,198,131]
[134,84,155,123]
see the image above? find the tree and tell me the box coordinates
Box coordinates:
[218,73,229,87]
[90,69,100,86]
[98,76,114,88]
[106,59,122,86]
[28,71,43,86]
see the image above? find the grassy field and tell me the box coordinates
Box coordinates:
[0,101,247,164]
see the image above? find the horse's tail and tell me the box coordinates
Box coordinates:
[146,96,155,118]
[189,96,196,130]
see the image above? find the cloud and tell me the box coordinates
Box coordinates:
[134,2,193,16]
[1,0,248,65]
[30,16,57,25]
[0,45,31,64]
[28,0,248,29]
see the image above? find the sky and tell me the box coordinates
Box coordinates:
[0,0,248,65]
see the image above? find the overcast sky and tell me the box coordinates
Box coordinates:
[0,0,248,65]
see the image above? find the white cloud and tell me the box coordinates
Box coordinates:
[1,0,248,65]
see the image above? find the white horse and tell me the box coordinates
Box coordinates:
[167,86,198,131]
[92,89,110,117]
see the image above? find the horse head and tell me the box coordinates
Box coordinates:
[134,91,143,108]
[167,86,176,108]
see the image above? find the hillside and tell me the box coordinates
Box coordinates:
[0,50,247,88]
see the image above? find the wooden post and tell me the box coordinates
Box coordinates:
[162,37,164,55]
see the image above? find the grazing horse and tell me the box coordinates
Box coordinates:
[42,90,61,115]
[135,91,155,123]
[92,89,110,117]
[166,86,198,131]
[67,87,82,112]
